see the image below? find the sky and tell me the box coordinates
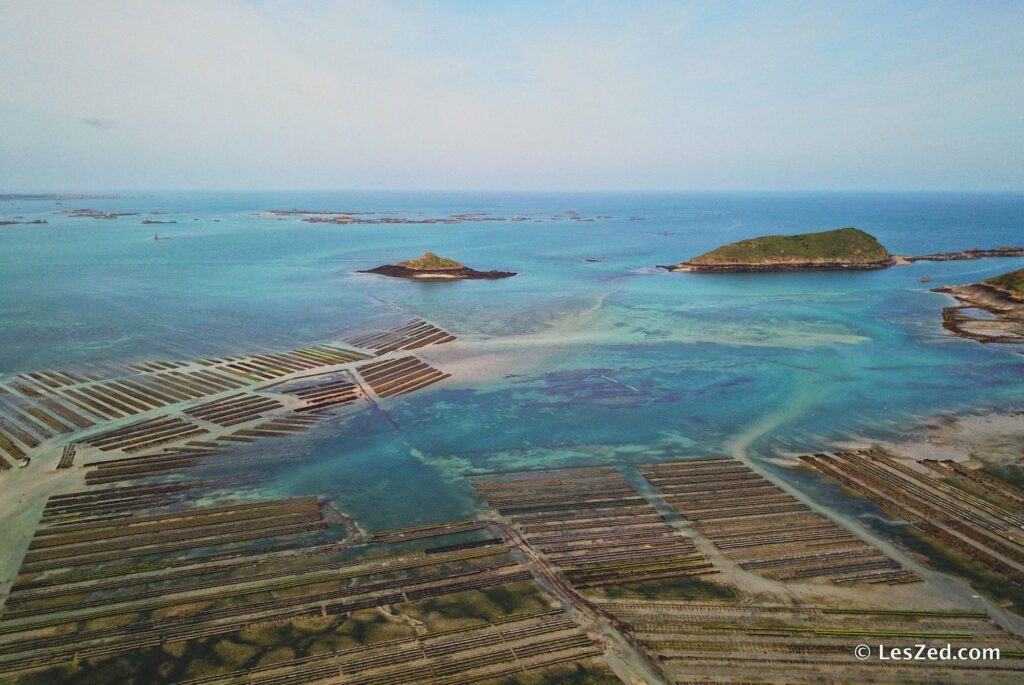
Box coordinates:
[1,0,1022,192]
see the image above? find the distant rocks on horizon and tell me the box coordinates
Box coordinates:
[0,219,48,226]
[0,194,122,201]
[63,208,139,220]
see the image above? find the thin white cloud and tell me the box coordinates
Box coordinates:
[81,117,116,129]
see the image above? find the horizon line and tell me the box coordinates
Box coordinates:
[4,188,1024,196]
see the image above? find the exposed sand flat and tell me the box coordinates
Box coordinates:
[0,461,86,602]
[874,411,1024,467]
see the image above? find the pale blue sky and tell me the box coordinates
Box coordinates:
[1,1,1021,191]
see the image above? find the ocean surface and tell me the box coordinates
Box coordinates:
[2,191,1023,530]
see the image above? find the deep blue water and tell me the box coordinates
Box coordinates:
[2,191,1023,529]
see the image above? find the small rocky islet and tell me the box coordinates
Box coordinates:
[360,251,516,281]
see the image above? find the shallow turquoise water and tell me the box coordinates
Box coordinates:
[2,191,1023,530]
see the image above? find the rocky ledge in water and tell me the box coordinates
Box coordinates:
[897,247,1024,263]
[63,208,139,220]
[934,268,1024,346]
[360,252,516,281]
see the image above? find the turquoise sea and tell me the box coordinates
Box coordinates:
[2,192,1023,530]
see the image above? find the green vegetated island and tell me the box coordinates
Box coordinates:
[664,226,1024,273]
[360,251,516,280]
[665,227,893,272]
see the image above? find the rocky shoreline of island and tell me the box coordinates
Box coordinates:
[664,258,895,273]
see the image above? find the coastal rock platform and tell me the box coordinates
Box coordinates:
[935,282,1024,346]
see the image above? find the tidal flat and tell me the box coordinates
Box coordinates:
[2,191,1024,683]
